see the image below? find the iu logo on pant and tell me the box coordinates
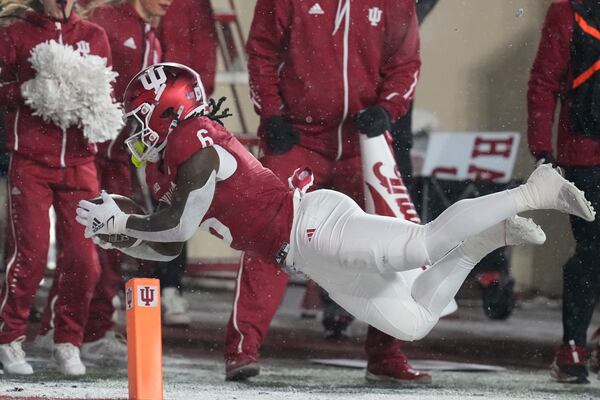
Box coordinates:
[137,285,158,307]
[368,7,382,27]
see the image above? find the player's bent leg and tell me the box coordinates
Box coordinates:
[422,164,593,264]
[292,165,583,275]
[292,189,430,274]
[300,217,545,342]
[413,216,545,318]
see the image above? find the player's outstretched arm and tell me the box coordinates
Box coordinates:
[124,147,220,242]
[77,146,220,242]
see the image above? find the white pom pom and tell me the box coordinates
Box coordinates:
[21,40,124,143]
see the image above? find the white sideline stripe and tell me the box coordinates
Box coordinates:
[385,92,399,101]
[334,0,350,161]
[49,295,58,329]
[403,71,419,100]
[250,92,262,110]
[143,24,151,69]
[13,108,19,151]
[232,254,245,353]
[60,131,66,168]
[0,154,17,331]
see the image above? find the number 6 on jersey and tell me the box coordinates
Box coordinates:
[197,129,214,148]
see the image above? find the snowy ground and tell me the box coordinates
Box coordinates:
[2,353,599,400]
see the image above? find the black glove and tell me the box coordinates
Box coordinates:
[358,106,391,138]
[0,152,8,178]
[263,115,299,154]
[535,152,557,167]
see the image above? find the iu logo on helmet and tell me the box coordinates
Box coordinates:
[137,285,159,307]
[141,66,167,101]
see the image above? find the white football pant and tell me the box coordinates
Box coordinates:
[288,188,519,341]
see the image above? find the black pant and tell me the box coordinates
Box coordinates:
[563,166,600,345]
[153,243,187,291]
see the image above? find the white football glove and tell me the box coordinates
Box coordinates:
[92,235,115,250]
[76,191,129,238]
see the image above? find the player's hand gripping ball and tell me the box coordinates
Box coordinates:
[87,194,145,249]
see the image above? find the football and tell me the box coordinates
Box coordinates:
[89,194,146,249]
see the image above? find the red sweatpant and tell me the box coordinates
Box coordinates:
[0,154,101,346]
[224,145,405,360]
[41,158,133,342]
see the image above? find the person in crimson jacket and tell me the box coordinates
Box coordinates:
[0,0,116,375]
[33,0,167,366]
[160,0,216,96]
[528,0,600,384]
[224,0,427,384]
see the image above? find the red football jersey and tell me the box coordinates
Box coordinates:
[145,117,295,261]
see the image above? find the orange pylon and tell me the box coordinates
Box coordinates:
[126,278,163,400]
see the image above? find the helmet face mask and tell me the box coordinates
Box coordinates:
[123,103,163,165]
[122,63,208,166]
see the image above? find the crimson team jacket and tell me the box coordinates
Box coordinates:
[0,12,111,168]
[528,0,600,166]
[159,0,217,96]
[89,3,162,161]
[247,0,421,160]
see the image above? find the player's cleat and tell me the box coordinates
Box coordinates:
[0,337,34,375]
[366,356,432,384]
[112,295,122,324]
[162,287,191,326]
[505,216,546,246]
[524,164,595,221]
[32,329,54,352]
[462,216,546,265]
[54,343,86,376]
[225,354,260,381]
[81,331,127,365]
[550,342,589,384]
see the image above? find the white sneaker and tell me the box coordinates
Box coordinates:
[505,215,546,246]
[0,337,33,375]
[81,331,127,365]
[162,288,191,326]
[112,295,121,324]
[31,329,54,353]
[53,343,86,376]
[525,164,595,221]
